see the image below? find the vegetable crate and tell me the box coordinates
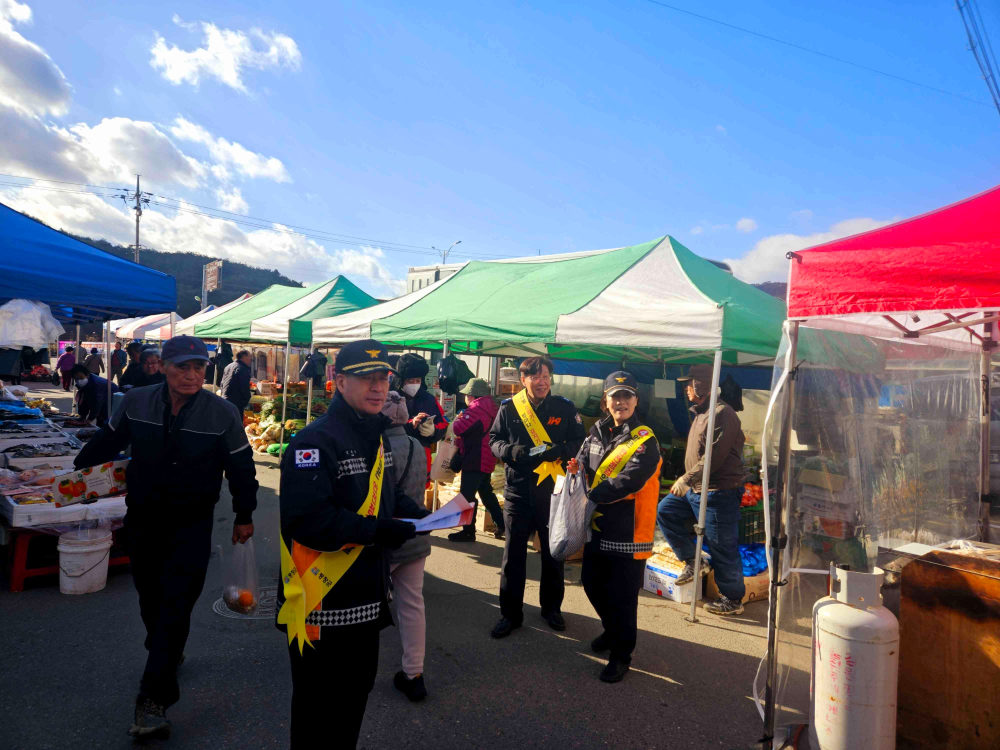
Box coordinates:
[738,506,765,544]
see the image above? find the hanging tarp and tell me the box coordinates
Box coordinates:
[0,201,176,324]
[311,236,786,364]
[173,294,253,338]
[249,276,378,345]
[787,183,1000,320]
[0,299,65,349]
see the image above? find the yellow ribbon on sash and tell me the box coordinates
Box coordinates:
[278,437,386,654]
[589,425,655,529]
[512,388,565,485]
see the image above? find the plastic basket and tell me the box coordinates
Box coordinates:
[738,507,765,544]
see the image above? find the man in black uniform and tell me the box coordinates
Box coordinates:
[278,339,430,749]
[489,355,586,638]
[74,335,258,739]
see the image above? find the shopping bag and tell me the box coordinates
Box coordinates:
[221,537,259,615]
[548,468,596,561]
[429,440,458,483]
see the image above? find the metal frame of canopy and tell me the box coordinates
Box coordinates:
[759,308,994,749]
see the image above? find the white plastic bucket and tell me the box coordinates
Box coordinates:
[57,529,113,595]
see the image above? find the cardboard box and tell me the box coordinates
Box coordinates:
[53,460,128,507]
[706,570,770,604]
[798,468,847,492]
[643,555,701,603]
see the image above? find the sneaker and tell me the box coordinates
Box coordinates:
[599,659,630,683]
[590,632,611,653]
[490,617,521,639]
[493,527,506,540]
[393,671,428,702]
[128,698,171,738]
[674,561,710,586]
[705,595,744,616]
[541,611,566,632]
[447,529,476,543]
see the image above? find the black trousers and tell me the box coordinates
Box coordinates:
[460,470,505,533]
[128,517,214,708]
[581,546,646,662]
[499,500,564,624]
[289,626,380,749]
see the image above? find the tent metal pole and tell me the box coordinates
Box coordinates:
[105,321,111,423]
[214,339,222,394]
[75,325,81,364]
[306,335,314,426]
[761,320,800,749]
[278,337,291,456]
[685,349,724,624]
[981,321,993,542]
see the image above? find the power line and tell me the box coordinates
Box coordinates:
[957,0,1000,115]
[640,0,993,107]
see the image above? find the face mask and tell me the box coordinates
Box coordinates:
[403,383,420,397]
[75,378,89,388]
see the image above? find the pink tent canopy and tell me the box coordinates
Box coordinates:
[787,184,1000,320]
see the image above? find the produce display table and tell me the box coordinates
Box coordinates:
[3,520,129,592]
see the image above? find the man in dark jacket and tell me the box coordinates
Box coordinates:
[109,341,128,385]
[278,339,430,749]
[220,349,253,415]
[489,356,586,638]
[74,335,258,739]
[657,363,746,616]
[69,364,118,425]
[119,342,144,389]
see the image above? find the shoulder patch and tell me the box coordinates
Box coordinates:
[295,449,320,468]
[575,413,583,424]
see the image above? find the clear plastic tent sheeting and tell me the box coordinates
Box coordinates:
[760,323,982,730]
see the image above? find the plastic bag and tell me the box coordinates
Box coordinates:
[221,538,259,615]
[430,440,458,483]
[548,468,596,561]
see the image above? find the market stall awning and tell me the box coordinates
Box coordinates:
[0,201,176,324]
[173,294,253,338]
[115,312,175,340]
[249,276,378,345]
[313,236,786,364]
[787,183,1000,320]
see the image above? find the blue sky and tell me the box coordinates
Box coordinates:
[2,0,998,294]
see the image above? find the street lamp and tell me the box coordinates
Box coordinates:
[431,240,462,264]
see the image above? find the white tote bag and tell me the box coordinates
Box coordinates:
[548,468,596,561]
[429,440,458,483]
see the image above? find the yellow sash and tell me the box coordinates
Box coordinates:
[590,425,655,530]
[512,389,565,485]
[278,438,385,654]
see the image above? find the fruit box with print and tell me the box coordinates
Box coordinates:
[643,553,702,604]
[53,460,128,507]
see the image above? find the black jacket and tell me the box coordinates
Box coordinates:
[578,413,661,558]
[74,384,258,524]
[119,361,143,389]
[77,374,118,424]
[401,385,449,447]
[489,393,586,508]
[220,359,252,414]
[278,392,430,633]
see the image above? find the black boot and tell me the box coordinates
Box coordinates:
[599,659,630,683]
[393,671,428,702]
[448,527,476,542]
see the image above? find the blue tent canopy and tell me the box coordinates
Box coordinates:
[0,202,177,323]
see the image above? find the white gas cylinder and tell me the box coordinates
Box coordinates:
[810,564,899,750]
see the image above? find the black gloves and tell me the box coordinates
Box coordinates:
[538,445,562,462]
[508,445,528,465]
[374,519,417,549]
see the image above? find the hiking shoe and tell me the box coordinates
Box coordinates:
[393,671,428,702]
[599,659,630,683]
[491,617,520,639]
[705,595,744,616]
[542,611,566,632]
[493,527,506,540]
[128,698,171,738]
[674,561,709,586]
[447,529,476,543]
[590,632,611,653]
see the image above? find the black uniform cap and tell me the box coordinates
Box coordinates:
[335,339,397,376]
[604,370,638,395]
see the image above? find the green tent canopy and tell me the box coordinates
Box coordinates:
[311,236,786,365]
[193,277,377,343]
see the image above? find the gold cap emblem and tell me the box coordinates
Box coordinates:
[365,349,381,358]
[615,377,626,383]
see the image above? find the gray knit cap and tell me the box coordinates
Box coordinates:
[381,390,410,426]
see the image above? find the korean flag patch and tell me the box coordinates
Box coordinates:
[295,449,320,468]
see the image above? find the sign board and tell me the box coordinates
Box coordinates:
[204,261,222,292]
[654,379,676,399]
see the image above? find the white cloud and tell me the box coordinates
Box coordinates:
[150,15,301,93]
[0,0,72,116]
[215,186,248,213]
[724,218,895,283]
[690,226,704,235]
[736,217,758,233]
[171,117,290,182]
[715,124,726,134]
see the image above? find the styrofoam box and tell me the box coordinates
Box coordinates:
[644,560,701,604]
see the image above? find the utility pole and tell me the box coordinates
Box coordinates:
[123,174,151,263]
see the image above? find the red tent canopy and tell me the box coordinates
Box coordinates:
[787,184,1000,319]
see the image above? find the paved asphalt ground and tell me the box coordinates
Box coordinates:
[1,383,769,750]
